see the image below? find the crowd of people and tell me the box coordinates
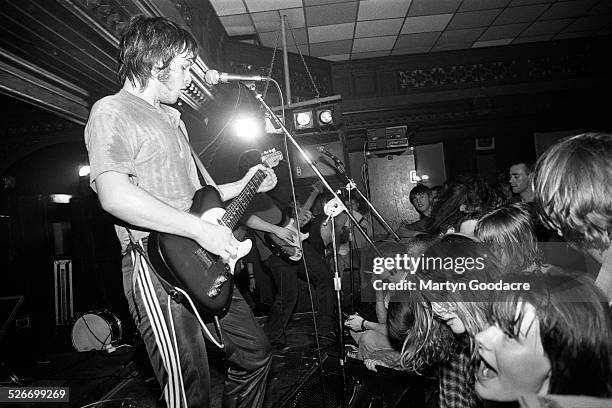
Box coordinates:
[356,132,612,407]
[85,14,611,408]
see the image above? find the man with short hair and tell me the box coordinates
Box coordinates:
[85,16,274,407]
[398,184,433,235]
[534,132,612,300]
[509,162,534,203]
[410,184,433,218]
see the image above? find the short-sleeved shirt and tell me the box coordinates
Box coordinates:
[244,193,283,261]
[84,89,201,252]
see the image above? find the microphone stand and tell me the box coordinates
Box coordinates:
[248,85,394,408]
[324,158,400,317]
[335,165,400,243]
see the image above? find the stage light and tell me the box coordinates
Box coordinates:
[293,110,314,129]
[316,107,334,126]
[78,165,90,177]
[49,194,72,204]
[234,116,261,139]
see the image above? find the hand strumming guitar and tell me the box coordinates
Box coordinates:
[193,219,239,262]
[272,226,296,244]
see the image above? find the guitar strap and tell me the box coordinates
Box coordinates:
[177,121,223,200]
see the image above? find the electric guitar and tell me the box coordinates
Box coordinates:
[147,149,283,317]
[264,181,323,262]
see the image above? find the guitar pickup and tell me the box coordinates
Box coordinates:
[194,247,214,269]
[207,274,228,298]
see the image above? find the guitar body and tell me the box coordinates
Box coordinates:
[148,186,252,317]
[264,217,309,262]
[263,181,323,262]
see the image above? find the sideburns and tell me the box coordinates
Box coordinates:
[156,66,171,83]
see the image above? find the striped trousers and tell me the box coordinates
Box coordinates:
[122,240,271,407]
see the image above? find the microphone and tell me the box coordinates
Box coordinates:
[204,69,270,85]
[318,146,341,163]
[318,146,345,174]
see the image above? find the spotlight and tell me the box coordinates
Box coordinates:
[293,110,314,129]
[78,165,90,177]
[234,116,261,139]
[316,107,334,126]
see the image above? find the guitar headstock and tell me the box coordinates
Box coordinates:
[261,148,283,168]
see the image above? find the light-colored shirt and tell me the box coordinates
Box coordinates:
[84,89,201,252]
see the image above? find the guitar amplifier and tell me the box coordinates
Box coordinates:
[367,126,409,150]
[53,260,74,326]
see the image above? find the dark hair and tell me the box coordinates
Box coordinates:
[415,234,501,330]
[427,181,468,233]
[238,149,262,177]
[387,296,458,372]
[487,272,612,397]
[387,234,499,370]
[409,184,432,203]
[117,15,197,89]
[509,162,533,174]
[475,203,541,273]
[534,132,612,250]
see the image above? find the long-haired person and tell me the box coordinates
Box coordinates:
[475,203,542,274]
[475,272,612,401]
[85,16,276,407]
[388,234,501,408]
[533,132,612,299]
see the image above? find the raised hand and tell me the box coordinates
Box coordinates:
[344,314,365,332]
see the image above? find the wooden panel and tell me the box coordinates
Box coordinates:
[352,71,376,96]
[367,151,418,238]
[378,70,396,95]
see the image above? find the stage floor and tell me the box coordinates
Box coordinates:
[1,312,433,407]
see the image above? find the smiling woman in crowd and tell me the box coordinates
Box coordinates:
[475,272,612,401]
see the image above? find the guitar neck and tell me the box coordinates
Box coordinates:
[222,169,267,229]
[299,186,321,216]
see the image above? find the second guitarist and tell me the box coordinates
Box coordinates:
[238,150,336,351]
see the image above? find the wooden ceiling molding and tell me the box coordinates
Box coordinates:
[0,0,215,118]
[0,49,89,124]
[0,0,222,172]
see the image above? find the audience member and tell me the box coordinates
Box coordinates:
[388,234,501,408]
[508,162,534,203]
[344,237,434,369]
[475,272,612,401]
[533,132,612,299]
[399,184,434,235]
[475,203,542,274]
[427,181,469,235]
